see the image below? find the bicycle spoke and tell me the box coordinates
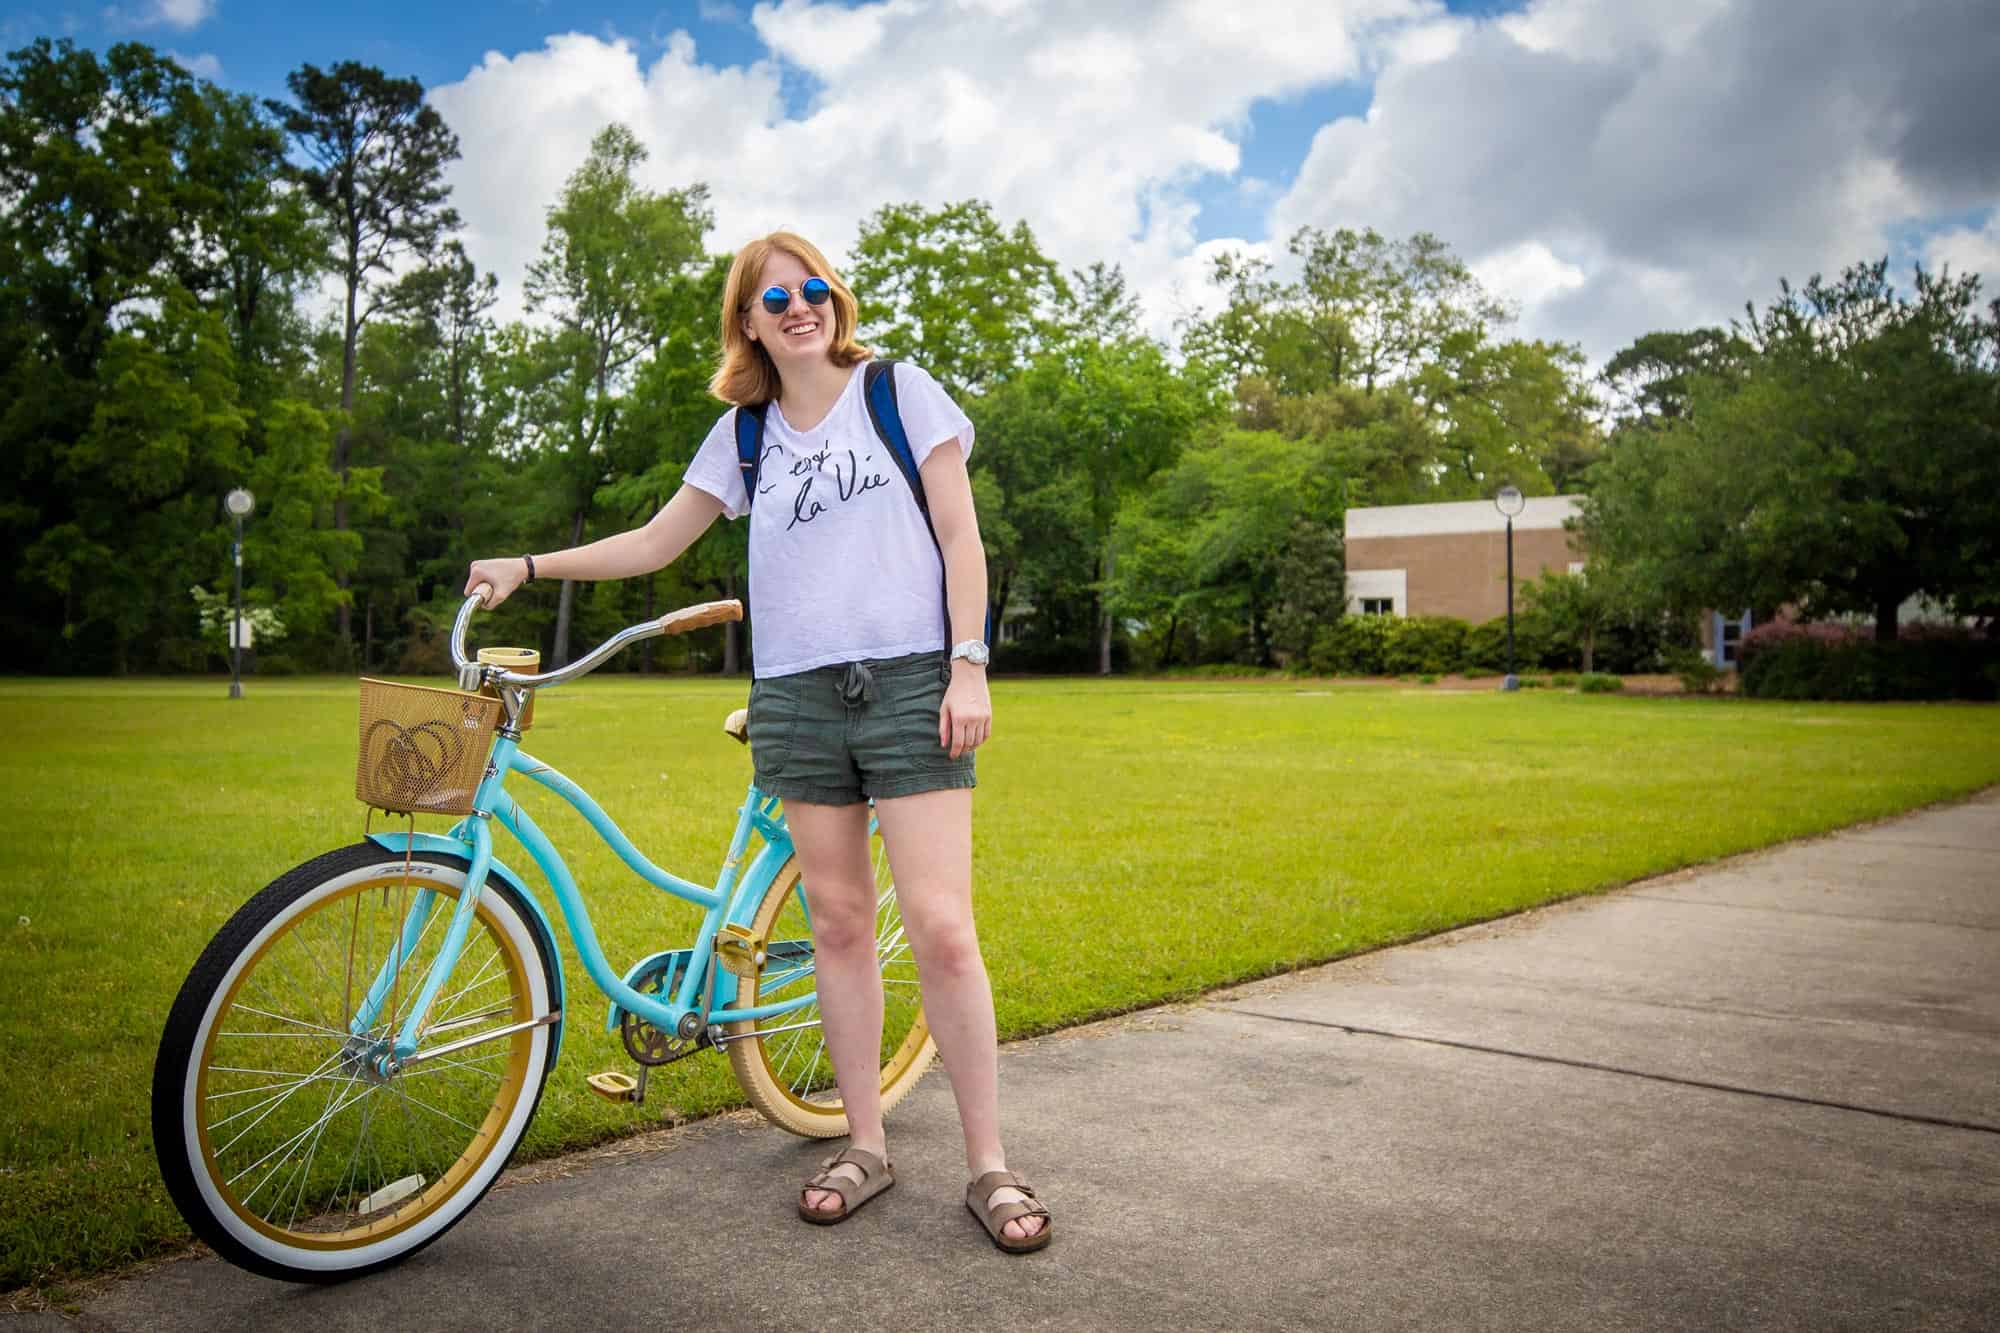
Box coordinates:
[231,1078,373,1198]
[225,1004,350,1038]
[282,1069,354,1229]
[212,1052,356,1159]
[332,1082,387,1225]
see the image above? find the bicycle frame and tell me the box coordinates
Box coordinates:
[356,726,814,1068]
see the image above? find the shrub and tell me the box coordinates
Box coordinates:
[396,625,455,676]
[993,634,1124,674]
[1464,613,1553,674]
[153,636,214,673]
[1739,629,1998,701]
[1308,615,1396,675]
[1382,616,1470,676]
[1550,673,1578,688]
[1578,672,1625,693]
[1663,644,1727,696]
[1418,673,1438,685]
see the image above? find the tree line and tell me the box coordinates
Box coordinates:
[4,38,1991,678]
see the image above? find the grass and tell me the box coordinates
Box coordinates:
[5,674,1998,1290]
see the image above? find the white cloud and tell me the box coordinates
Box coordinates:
[1271,0,2000,360]
[152,0,214,29]
[1924,212,2000,284]
[103,0,214,31]
[165,49,223,81]
[1471,240,1586,317]
[429,0,1430,338]
[422,0,1999,367]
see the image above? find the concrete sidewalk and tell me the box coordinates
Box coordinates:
[51,792,2000,1330]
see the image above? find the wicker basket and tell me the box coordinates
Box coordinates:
[356,678,501,816]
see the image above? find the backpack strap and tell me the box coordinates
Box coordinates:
[861,361,953,647]
[735,402,770,511]
[862,361,940,549]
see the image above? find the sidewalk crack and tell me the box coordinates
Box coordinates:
[1222,1008,2000,1136]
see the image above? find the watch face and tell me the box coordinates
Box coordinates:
[956,641,990,665]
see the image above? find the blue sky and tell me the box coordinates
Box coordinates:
[6,0,1994,363]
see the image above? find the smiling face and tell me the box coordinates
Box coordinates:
[743,248,832,369]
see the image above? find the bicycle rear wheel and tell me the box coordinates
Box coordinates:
[152,843,558,1282]
[726,821,934,1136]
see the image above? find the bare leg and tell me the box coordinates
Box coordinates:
[873,788,1044,1242]
[782,799,886,1214]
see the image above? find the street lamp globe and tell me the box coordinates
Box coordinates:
[1494,484,1525,518]
[225,488,256,518]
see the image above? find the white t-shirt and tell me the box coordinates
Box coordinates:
[683,360,975,678]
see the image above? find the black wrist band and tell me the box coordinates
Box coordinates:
[521,554,536,584]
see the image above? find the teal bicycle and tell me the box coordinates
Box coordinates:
[151,594,935,1282]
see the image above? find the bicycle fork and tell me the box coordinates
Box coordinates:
[349,812,556,1076]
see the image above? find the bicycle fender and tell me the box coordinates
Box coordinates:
[365,831,568,1065]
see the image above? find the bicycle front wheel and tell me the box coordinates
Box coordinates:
[726,822,935,1137]
[151,843,558,1282]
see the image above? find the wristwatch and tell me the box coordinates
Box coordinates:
[948,639,990,667]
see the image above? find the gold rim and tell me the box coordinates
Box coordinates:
[192,874,535,1251]
[730,844,934,1130]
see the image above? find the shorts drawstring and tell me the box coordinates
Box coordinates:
[838,661,877,709]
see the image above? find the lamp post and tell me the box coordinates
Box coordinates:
[225,488,255,699]
[1494,484,1525,692]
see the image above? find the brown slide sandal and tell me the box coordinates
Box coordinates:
[797,1147,894,1225]
[965,1169,1052,1254]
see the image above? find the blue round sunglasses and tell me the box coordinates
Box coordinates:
[760,277,832,314]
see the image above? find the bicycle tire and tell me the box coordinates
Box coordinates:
[151,842,558,1282]
[725,826,935,1137]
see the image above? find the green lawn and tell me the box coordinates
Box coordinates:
[5,675,1998,1289]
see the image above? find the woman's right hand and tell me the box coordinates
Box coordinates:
[464,557,530,609]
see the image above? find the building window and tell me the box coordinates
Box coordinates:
[1360,598,1394,616]
[1718,611,1750,668]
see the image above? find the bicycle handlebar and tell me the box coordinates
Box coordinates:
[451,590,744,693]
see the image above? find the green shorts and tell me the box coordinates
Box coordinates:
[748,651,977,806]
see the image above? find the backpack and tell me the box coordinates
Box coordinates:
[732,359,951,646]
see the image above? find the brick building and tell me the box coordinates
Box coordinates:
[1343,497,1585,624]
[1343,497,1773,667]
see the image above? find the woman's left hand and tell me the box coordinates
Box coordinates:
[940,664,992,759]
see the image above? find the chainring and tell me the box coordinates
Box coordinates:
[620,953,697,1066]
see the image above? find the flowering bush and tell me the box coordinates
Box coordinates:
[1739,618,1996,701]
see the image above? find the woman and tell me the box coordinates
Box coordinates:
[464,231,1050,1253]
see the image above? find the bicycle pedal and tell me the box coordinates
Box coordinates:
[586,1071,639,1103]
[715,923,765,978]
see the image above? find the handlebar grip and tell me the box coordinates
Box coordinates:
[658,600,744,636]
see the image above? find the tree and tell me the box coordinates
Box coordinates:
[601,253,741,672]
[1599,328,1751,424]
[1580,260,2000,638]
[516,124,713,665]
[1185,226,1512,400]
[848,199,1068,397]
[1182,226,1596,507]
[1519,566,1631,673]
[272,60,462,642]
[1110,428,1346,667]
[973,328,1210,672]
[0,39,335,670]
